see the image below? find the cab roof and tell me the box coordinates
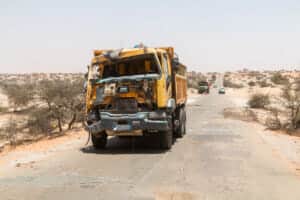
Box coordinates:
[91,47,174,64]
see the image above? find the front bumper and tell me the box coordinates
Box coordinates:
[87,111,170,135]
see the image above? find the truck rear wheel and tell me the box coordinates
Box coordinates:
[91,132,107,149]
[176,107,186,138]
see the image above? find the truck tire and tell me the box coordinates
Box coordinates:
[160,129,173,149]
[91,132,107,149]
[176,107,186,138]
[160,118,173,149]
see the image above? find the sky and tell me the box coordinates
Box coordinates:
[0,0,300,73]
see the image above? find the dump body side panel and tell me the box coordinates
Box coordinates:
[172,61,187,106]
[175,74,187,105]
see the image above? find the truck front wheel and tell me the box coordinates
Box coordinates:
[160,129,173,149]
[91,132,107,149]
[160,118,173,149]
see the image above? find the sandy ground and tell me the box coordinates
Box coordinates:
[259,128,300,172]
[225,86,282,107]
[0,129,87,174]
[0,88,8,108]
[226,86,300,171]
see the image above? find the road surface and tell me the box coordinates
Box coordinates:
[1,89,300,200]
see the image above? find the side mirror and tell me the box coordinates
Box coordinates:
[166,98,176,112]
[172,58,179,70]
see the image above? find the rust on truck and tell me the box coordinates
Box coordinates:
[85,46,187,149]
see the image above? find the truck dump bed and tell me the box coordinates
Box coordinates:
[174,64,187,105]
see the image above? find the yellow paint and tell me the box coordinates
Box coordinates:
[86,46,187,112]
[145,60,151,72]
[156,75,167,107]
[118,63,125,75]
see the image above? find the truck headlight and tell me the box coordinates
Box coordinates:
[118,86,129,93]
[148,111,166,120]
[89,64,100,80]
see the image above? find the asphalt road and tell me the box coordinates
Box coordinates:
[1,89,300,200]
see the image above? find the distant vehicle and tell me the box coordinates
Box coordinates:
[198,81,210,94]
[218,87,225,94]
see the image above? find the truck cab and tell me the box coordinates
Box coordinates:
[198,81,210,94]
[85,46,187,149]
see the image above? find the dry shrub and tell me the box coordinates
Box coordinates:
[0,106,8,113]
[258,80,271,88]
[265,109,281,130]
[223,79,243,88]
[187,73,207,89]
[280,83,300,131]
[2,83,35,111]
[223,107,257,122]
[4,119,19,145]
[270,72,289,85]
[295,78,300,91]
[248,81,256,87]
[248,93,270,109]
[27,108,53,135]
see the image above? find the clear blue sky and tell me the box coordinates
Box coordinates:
[0,0,300,73]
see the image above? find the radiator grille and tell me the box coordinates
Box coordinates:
[115,98,138,113]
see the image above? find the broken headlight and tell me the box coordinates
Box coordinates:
[89,64,100,80]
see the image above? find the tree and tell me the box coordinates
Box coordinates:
[37,78,85,132]
[38,80,66,132]
[63,78,85,130]
[2,83,35,111]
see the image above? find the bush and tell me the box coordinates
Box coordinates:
[247,71,261,77]
[256,76,263,81]
[248,81,256,87]
[187,79,199,89]
[295,78,300,92]
[27,108,53,134]
[265,109,281,130]
[248,93,270,109]
[0,106,8,113]
[223,79,243,88]
[270,72,289,85]
[187,74,207,89]
[2,83,35,111]
[4,119,19,145]
[280,83,300,130]
[211,74,217,82]
[258,80,270,88]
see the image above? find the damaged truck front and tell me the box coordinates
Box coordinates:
[85,47,187,149]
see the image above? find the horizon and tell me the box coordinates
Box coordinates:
[0,68,299,75]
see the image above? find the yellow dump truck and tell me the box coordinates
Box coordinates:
[85,46,187,149]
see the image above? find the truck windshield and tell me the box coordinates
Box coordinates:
[199,81,209,86]
[102,54,160,79]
